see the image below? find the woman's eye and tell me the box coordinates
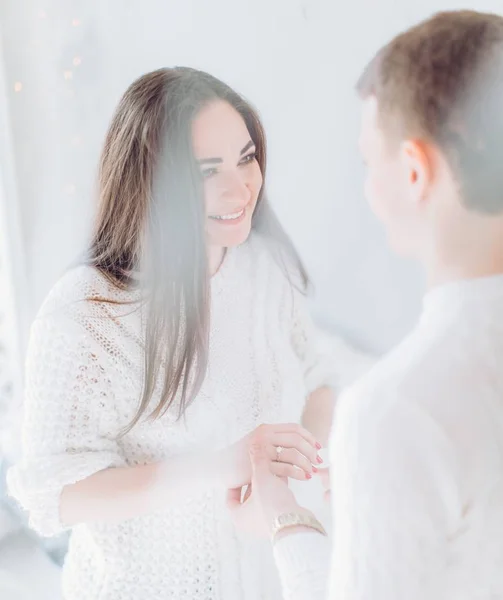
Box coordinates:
[201,167,218,179]
[240,152,257,165]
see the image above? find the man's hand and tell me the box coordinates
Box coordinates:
[319,467,331,503]
[227,442,304,537]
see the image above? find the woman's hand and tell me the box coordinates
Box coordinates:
[221,423,323,489]
[227,441,314,538]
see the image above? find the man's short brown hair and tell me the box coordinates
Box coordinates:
[357,10,503,214]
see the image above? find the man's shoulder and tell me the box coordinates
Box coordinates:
[350,322,476,395]
[336,325,488,448]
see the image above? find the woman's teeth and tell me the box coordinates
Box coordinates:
[210,209,244,221]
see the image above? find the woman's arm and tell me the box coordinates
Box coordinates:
[7,311,224,533]
[60,420,320,528]
[59,449,225,527]
[289,283,376,447]
[8,313,129,536]
[302,386,336,447]
[290,291,337,446]
[9,293,321,536]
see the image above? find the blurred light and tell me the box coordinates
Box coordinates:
[38,10,47,19]
[72,56,82,67]
[64,70,73,80]
[71,136,82,146]
[14,82,23,92]
[64,184,76,195]
[72,18,81,27]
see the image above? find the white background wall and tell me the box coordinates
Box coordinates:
[2,0,503,356]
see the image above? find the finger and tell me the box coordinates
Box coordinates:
[269,447,314,475]
[227,487,243,509]
[271,433,321,466]
[318,467,330,490]
[273,423,320,449]
[270,461,312,481]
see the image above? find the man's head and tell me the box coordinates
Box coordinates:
[357,10,503,265]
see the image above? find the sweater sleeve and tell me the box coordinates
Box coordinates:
[7,309,126,537]
[290,289,373,394]
[273,389,462,600]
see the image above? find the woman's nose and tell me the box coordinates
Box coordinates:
[219,171,251,204]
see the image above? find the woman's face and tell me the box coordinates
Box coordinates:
[192,100,263,252]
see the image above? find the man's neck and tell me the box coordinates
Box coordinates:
[425,250,503,291]
[423,212,503,291]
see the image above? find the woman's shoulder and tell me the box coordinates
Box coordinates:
[36,265,136,324]
[38,265,108,311]
[28,266,143,364]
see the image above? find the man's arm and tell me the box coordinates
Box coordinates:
[273,390,461,600]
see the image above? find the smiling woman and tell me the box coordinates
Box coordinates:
[87,67,310,430]
[7,67,343,600]
[193,101,265,270]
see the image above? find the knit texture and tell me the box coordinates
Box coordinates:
[8,233,343,600]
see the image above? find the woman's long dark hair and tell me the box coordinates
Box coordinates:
[88,67,307,430]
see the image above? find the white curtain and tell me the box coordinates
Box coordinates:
[0,25,27,463]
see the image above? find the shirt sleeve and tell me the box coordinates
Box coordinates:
[7,310,126,537]
[273,389,462,600]
[273,531,331,600]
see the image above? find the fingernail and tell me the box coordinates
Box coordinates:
[315,442,322,450]
[306,472,312,480]
[316,455,323,464]
[312,466,318,473]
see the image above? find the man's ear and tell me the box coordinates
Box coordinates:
[400,138,435,203]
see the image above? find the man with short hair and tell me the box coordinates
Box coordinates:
[229,10,503,599]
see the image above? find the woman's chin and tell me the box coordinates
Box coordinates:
[208,219,253,248]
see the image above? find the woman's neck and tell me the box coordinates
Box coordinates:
[208,245,227,277]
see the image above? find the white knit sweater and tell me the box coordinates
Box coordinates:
[274,274,503,600]
[8,233,354,600]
